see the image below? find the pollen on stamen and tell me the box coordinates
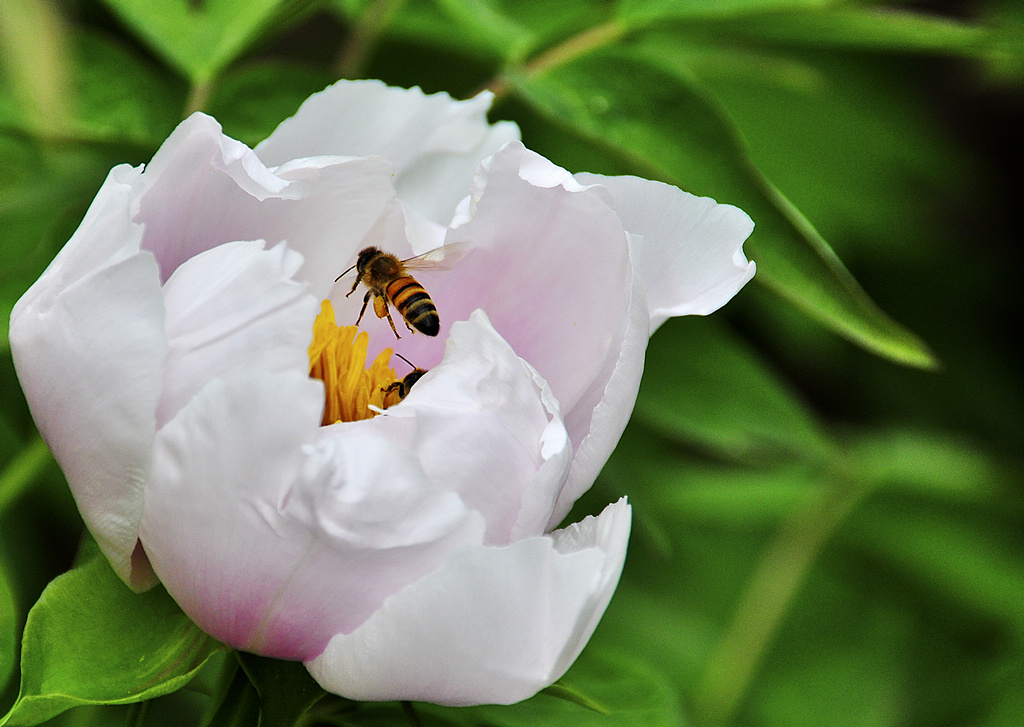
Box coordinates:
[309,300,398,425]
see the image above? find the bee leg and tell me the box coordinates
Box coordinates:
[372,295,402,339]
[383,309,402,339]
[345,277,361,298]
[354,291,371,325]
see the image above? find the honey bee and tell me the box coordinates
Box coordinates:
[381,353,427,406]
[336,245,465,339]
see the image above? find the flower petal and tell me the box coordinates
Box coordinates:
[10,166,165,589]
[575,173,755,329]
[141,370,483,660]
[305,498,632,706]
[551,258,650,527]
[436,142,633,417]
[135,113,400,298]
[365,310,572,544]
[255,80,519,225]
[157,239,316,427]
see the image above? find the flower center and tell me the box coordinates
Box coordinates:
[309,300,399,425]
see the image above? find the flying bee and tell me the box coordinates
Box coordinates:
[381,353,427,407]
[336,244,466,339]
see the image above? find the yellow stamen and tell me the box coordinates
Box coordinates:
[309,300,398,425]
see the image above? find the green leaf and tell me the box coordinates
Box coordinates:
[540,681,609,714]
[99,0,318,84]
[203,661,262,727]
[850,429,1010,502]
[843,484,1024,637]
[419,646,686,726]
[510,42,938,368]
[0,543,228,726]
[0,31,185,146]
[616,0,837,23]
[1,555,16,692]
[0,438,52,520]
[0,136,129,355]
[691,7,1000,56]
[205,62,335,147]
[236,653,327,727]
[635,317,832,461]
[433,0,535,61]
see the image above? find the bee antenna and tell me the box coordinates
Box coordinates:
[394,352,416,370]
[334,261,358,283]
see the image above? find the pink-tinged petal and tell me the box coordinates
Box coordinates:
[135,114,400,297]
[141,371,484,660]
[550,263,651,528]
[435,142,632,417]
[305,498,632,706]
[575,173,755,329]
[366,310,572,544]
[10,168,165,590]
[157,240,316,427]
[255,80,519,225]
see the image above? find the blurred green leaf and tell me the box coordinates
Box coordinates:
[99,0,317,86]
[235,653,326,726]
[615,0,837,23]
[0,0,72,135]
[430,0,615,61]
[673,45,975,260]
[203,662,262,727]
[843,489,1024,637]
[0,137,127,349]
[420,646,686,726]
[689,7,1000,56]
[433,0,534,60]
[851,429,1010,502]
[635,317,832,461]
[0,542,227,726]
[510,42,937,369]
[1,555,16,693]
[0,438,51,521]
[0,31,185,146]
[205,62,335,147]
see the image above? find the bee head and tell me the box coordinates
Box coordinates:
[356,246,382,273]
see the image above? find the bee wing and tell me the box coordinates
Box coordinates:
[401,242,471,272]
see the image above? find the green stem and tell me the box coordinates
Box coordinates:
[334,0,407,79]
[691,473,871,727]
[0,436,52,518]
[183,77,215,117]
[125,699,151,727]
[400,701,421,727]
[485,19,627,102]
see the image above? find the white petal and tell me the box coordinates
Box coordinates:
[305,499,632,706]
[10,167,164,589]
[551,261,651,527]
[436,142,633,416]
[255,80,519,225]
[368,310,572,544]
[142,370,483,660]
[157,240,316,427]
[575,173,755,329]
[135,113,400,298]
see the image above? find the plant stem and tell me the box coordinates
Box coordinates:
[183,77,214,117]
[691,474,871,727]
[485,19,627,102]
[335,0,407,79]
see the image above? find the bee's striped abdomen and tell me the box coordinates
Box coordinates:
[387,276,440,336]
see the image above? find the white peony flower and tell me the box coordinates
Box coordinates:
[9,80,754,705]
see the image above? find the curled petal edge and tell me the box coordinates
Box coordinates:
[305,498,632,706]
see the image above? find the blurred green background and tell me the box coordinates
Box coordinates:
[1,1,1022,725]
